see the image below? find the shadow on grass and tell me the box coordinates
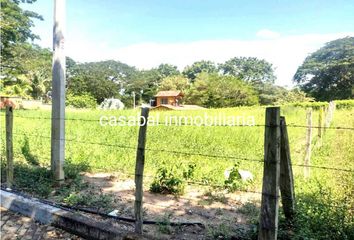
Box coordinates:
[21,135,40,166]
[1,158,91,199]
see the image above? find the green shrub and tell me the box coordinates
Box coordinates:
[150,164,185,195]
[63,191,115,211]
[284,99,354,110]
[335,99,354,109]
[224,163,249,192]
[278,181,354,240]
[286,101,328,110]
[182,163,196,180]
[64,158,90,180]
[66,93,97,109]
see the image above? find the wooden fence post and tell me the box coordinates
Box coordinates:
[318,107,323,139]
[6,106,14,188]
[279,116,295,222]
[324,101,336,134]
[134,107,149,234]
[258,107,281,240]
[304,108,312,178]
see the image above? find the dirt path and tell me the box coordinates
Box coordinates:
[80,173,261,239]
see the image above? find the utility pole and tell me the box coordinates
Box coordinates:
[51,0,65,183]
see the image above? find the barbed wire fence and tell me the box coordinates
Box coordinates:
[1,103,354,239]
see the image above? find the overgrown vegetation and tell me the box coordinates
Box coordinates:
[150,164,186,195]
[66,93,97,109]
[224,162,251,192]
[1,100,353,239]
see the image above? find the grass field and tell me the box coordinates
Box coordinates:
[1,105,353,239]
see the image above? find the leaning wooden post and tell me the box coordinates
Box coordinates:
[279,116,295,222]
[6,106,14,188]
[134,107,149,234]
[258,107,281,240]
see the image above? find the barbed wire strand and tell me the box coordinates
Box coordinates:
[6,115,354,130]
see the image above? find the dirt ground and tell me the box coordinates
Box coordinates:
[0,207,82,240]
[80,172,261,239]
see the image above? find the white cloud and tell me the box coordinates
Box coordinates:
[256,29,281,39]
[65,32,354,87]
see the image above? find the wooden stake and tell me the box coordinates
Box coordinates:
[134,107,149,234]
[318,107,323,139]
[258,107,281,240]
[6,106,14,188]
[279,116,295,222]
[304,108,312,178]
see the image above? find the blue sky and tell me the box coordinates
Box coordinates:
[23,0,354,86]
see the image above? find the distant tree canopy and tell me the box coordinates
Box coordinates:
[219,57,276,84]
[157,63,180,79]
[1,0,328,108]
[182,60,218,82]
[158,75,190,92]
[67,60,137,103]
[186,73,259,107]
[294,37,354,101]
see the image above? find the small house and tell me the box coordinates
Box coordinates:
[154,91,184,107]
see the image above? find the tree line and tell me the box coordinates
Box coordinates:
[1,0,353,108]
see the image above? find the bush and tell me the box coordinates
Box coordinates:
[284,99,354,110]
[278,181,354,240]
[150,164,185,195]
[66,93,97,109]
[335,99,354,109]
[63,191,115,211]
[286,101,328,110]
[64,158,90,180]
[224,163,250,192]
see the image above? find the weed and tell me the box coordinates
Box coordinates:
[63,190,115,212]
[203,191,228,204]
[206,222,233,240]
[157,212,173,234]
[150,164,185,195]
[224,163,249,192]
[21,136,39,166]
[183,163,196,180]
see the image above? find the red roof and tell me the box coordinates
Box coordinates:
[155,91,183,97]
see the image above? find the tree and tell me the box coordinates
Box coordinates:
[183,60,218,82]
[157,64,180,79]
[128,69,161,104]
[219,57,276,84]
[187,73,259,107]
[294,37,354,101]
[158,75,190,92]
[0,0,48,98]
[67,60,137,103]
[0,0,42,60]
[256,83,312,105]
[1,43,52,99]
